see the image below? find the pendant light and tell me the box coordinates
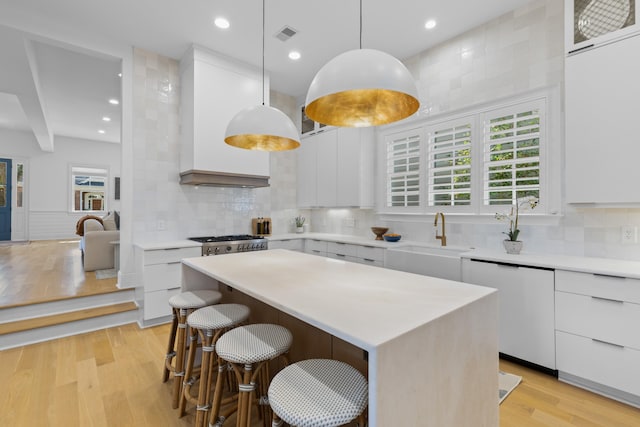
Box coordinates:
[305,0,419,128]
[224,0,300,151]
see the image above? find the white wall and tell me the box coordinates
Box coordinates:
[0,128,121,240]
[306,0,640,261]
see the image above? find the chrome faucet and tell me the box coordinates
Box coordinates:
[434,212,447,246]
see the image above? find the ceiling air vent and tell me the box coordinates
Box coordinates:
[275,26,298,42]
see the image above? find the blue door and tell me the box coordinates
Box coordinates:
[0,158,12,241]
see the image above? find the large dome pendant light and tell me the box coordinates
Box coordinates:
[224,0,300,151]
[305,0,420,127]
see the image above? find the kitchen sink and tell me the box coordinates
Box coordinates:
[385,244,470,281]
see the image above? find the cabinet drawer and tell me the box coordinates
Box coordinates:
[327,253,358,263]
[305,239,328,253]
[144,288,180,320]
[357,257,384,268]
[356,245,384,262]
[556,291,640,350]
[556,331,640,397]
[556,270,640,304]
[144,262,183,291]
[144,247,201,265]
[269,239,304,251]
[327,242,358,257]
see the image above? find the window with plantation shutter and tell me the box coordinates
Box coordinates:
[483,100,542,206]
[428,120,473,207]
[386,130,421,208]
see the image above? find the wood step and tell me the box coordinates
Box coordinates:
[0,302,137,335]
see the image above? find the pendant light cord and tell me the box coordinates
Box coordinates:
[262,0,265,106]
[359,0,362,49]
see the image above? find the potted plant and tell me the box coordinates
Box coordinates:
[295,215,306,233]
[495,196,538,254]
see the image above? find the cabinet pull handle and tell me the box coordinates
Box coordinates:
[336,254,346,257]
[592,338,624,349]
[591,296,624,304]
[335,242,346,245]
[593,273,626,280]
[362,245,375,249]
[496,263,520,269]
[568,44,594,55]
[363,258,375,262]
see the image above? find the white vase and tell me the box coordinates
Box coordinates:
[503,240,523,255]
[296,226,304,233]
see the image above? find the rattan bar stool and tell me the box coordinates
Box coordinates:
[211,323,293,427]
[163,289,222,409]
[268,359,368,427]
[179,303,251,427]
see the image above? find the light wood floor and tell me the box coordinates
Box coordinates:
[1,240,639,426]
[0,240,118,308]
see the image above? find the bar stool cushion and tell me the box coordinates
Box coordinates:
[216,324,293,364]
[268,359,368,427]
[168,290,222,309]
[187,303,250,330]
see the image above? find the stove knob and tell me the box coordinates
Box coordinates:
[238,244,244,252]
[214,247,221,255]
[226,245,232,253]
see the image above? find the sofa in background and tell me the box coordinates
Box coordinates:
[78,212,120,272]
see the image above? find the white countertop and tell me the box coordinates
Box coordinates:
[182,249,496,350]
[462,248,640,279]
[134,240,202,250]
[267,232,400,248]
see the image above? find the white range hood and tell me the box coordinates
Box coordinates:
[179,46,270,187]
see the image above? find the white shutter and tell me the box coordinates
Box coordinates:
[386,130,422,208]
[427,120,472,207]
[483,100,542,206]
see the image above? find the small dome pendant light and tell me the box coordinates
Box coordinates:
[224,0,300,151]
[305,0,419,127]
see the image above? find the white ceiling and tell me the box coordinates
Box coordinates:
[0,0,533,150]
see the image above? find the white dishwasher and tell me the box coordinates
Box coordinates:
[462,258,556,371]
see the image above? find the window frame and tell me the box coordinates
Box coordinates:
[378,87,560,218]
[69,164,110,214]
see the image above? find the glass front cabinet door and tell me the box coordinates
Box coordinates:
[566,0,638,54]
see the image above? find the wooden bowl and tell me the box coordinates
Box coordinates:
[371,227,389,241]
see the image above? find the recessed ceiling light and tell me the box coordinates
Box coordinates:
[102,116,111,122]
[214,17,230,29]
[425,19,437,30]
[98,130,106,134]
[117,72,122,78]
[108,99,119,105]
[288,51,301,60]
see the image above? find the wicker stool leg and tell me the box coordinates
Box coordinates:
[178,325,199,417]
[194,330,215,427]
[171,308,189,409]
[162,308,179,383]
[234,363,251,427]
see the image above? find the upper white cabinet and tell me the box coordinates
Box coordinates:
[565,33,640,203]
[297,127,374,208]
[566,0,639,54]
[179,46,270,181]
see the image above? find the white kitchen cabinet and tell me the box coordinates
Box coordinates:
[565,34,640,203]
[268,239,304,252]
[565,0,639,54]
[135,243,201,325]
[179,46,269,182]
[297,127,374,208]
[555,270,640,405]
[461,258,556,370]
[304,239,328,257]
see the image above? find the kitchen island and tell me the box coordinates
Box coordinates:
[182,249,498,426]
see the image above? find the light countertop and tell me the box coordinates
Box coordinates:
[134,240,202,250]
[182,249,496,350]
